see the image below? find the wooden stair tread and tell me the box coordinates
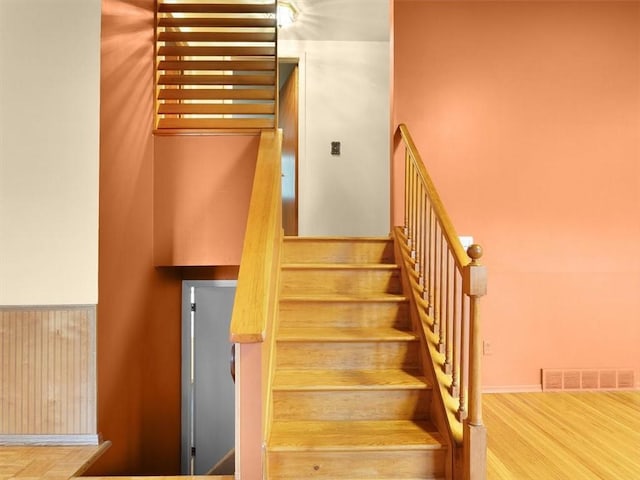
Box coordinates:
[280,293,408,302]
[269,420,444,451]
[278,327,417,342]
[282,263,399,270]
[273,369,430,390]
[284,236,392,242]
[281,237,395,264]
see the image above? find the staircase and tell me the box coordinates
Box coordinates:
[266,237,448,479]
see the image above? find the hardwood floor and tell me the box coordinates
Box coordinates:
[484,391,640,479]
[0,443,109,479]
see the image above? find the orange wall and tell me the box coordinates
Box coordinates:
[154,135,259,266]
[96,0,253,473]
[96,0,182,473]
[394,1,640,388]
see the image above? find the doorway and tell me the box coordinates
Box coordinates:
[181,281,236,474]
[279,58,299,236]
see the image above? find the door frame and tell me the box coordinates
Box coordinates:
[181,280,237,474]
[278,57,300,236]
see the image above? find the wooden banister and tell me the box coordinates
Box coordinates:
[398,124,470,269]
[229,129,282,480]
[395,124,487,480]
[230,129,283,343]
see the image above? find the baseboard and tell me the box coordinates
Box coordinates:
[483,384,640,394]
[0,434,99,445]
[483,384,542,394]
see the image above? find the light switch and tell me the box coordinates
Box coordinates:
[331,141,341,156]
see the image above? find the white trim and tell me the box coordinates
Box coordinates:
[0,434,99,445]
[0,304,97,310]
[181,280,238,474]
[483,385,543,394]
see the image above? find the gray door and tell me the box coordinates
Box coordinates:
[182,281,236,474]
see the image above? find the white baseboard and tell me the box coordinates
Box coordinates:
[0,434,99,445]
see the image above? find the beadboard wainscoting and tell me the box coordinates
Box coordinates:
[0,306,98,444]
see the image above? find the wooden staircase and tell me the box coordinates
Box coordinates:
[266,237,448,480]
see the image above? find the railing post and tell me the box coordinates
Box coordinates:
[463,244,487,480]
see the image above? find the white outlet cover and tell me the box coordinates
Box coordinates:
[459,236,474,250]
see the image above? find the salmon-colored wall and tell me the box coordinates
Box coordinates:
[154,135,259,266]
[394,1,640,388]
[96,0,183,473]
[95,0,253,473]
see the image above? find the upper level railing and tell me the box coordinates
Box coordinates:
[395,124,487,480]
[155,1,278,132]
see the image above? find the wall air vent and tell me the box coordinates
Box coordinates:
[541,368,636,392]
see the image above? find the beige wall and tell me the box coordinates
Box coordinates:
[279,40,391,236]
[94,0,184,473]
[0,0,100,305]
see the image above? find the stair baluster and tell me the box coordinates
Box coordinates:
[396,123,488,480]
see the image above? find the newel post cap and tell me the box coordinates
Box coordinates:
[463,244,487,297]
[467,244,483,264]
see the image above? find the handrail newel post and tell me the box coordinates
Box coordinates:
[463,244,487,480]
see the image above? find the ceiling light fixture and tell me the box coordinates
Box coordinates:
[277,1,298,28]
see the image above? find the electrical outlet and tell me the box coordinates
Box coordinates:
[483,340,493,356]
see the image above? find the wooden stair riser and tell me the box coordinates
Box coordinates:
[267,449,446,479]
[279,300,410,329]
[283,238,395,264]
[276,341,420,370]
[272,389,432,421]
[280,268,402,296]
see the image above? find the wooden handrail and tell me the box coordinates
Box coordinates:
[398,124,470,270]
[230,129,283,343]
[229,129,282,480]
[396,124,487,480]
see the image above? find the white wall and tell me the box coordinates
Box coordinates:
[280,40,391,236]
[0,0,100,305]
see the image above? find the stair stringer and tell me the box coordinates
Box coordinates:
[392,228,459,480]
